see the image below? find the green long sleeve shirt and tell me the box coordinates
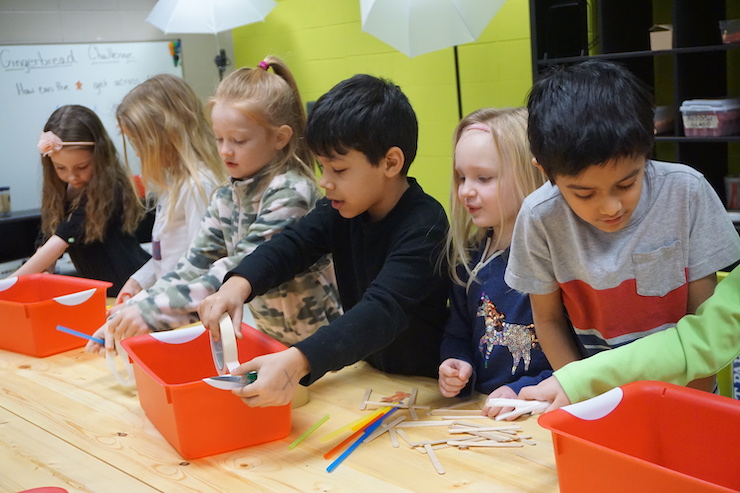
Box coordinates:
[556,266,740,403]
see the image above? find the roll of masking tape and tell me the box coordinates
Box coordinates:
[106,338,136,387]
[210,313,240,375]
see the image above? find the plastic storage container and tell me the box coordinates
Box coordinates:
[539,381,740,493]
[719,19,740,44]
[0,274,111,357]
[121,324,292,459]
[680,98,740,137]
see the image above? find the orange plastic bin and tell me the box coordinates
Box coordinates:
[539,381,740,493]
[0,274,111,357]
[121,324,292,459]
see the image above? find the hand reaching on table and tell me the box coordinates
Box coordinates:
[84,322,112,355]
[481,385,518,419]
[114,278,142,305]
[230,347,311,407]
[108,304,151,341]
[518,376,572,412]
[198,276,252,340]
[438,358,473,398]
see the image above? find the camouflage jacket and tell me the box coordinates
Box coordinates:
[130,167,342,345]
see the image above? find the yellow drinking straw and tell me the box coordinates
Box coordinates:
[320,406,390,442]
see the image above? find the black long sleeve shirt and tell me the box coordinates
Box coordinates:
[228,178,450,384]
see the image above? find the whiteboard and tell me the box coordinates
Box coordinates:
[0,41,183,212]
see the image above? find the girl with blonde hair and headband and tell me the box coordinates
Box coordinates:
[11,105,149,296]
[438,108,552,418]
[88,56,341,353]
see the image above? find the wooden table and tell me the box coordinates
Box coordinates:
[0,346,560,492]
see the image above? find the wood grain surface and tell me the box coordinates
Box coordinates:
[0,346,559,493]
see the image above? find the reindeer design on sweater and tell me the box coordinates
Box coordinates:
[477,292,538,374]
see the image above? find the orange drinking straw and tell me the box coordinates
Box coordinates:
[326,407,398,473]
[323,411,386,460]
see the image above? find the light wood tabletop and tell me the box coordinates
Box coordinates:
[0,345,560,493]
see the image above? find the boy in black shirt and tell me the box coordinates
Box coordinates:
[199,74,450,407]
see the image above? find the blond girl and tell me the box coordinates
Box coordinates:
[438,108,552,418]
[113,74,227,303]
[90,57,341,351]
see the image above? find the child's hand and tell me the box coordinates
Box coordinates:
[84,323,111,355]
[107,306,151,342]
[438,358,473,397]
[518,376,571,412]
[198,276,252,340]
[230,347,310,407]
[481,385,518,418]
[114,278,142,305]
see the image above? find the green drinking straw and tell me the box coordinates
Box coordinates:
[288,414,330,450]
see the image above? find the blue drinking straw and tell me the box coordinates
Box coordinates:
[56,325,105,345]
[326,407,398,472]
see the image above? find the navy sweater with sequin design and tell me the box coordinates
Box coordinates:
[441,244,552,398]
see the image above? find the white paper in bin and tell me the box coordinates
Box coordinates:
[53,288,97,306]
[148,324,205,344]
[559,386,624,421]
[0,277,18,292]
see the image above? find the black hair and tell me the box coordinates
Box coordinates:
[305,74,418,174]
[527,60,655,181]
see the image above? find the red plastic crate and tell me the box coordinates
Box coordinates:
[121,324,292,459]
[539,381,740,493]
[0,274,111,357]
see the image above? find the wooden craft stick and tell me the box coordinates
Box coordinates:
[424,444,445,475]
[462,430,515,442]
[388,426,399,448]
[395,428,414,447]
[364,415,406,442]
[447,440,523,448]
[439,415,492,420]
[448,425,522,433]
[363,400,430,409]
[451,420,498,428]
[396,420,449,428]
[416,443,451,453]
[359,388,372,410]
[408,388,419,421]
[448,436,485,451]
[410,438,450,447]
[430,409,483,416]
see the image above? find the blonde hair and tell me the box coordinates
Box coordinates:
[207,55,316,184]
[447,107,545,286]
[116,74,227,220]
[40,105,143,243]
